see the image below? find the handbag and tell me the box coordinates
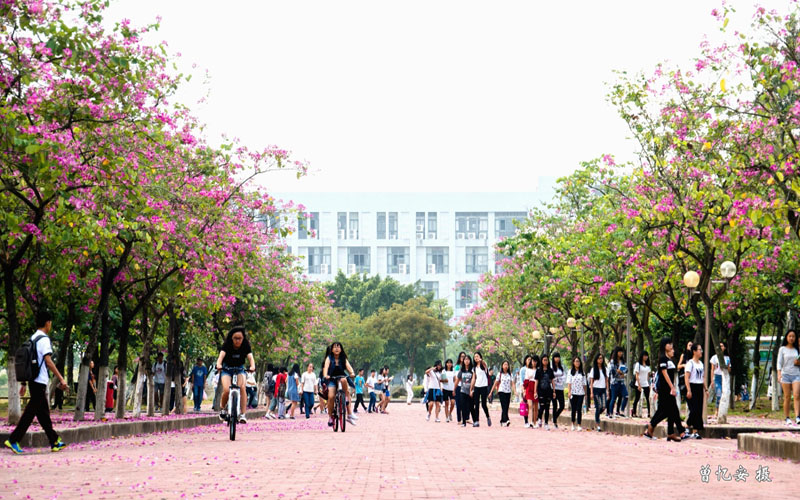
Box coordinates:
[519,400,528,417]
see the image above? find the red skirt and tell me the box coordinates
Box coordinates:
[524,380,538,402]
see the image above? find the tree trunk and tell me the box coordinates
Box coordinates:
[132,363,145,416]
[94,299,111,420]
[74,362,90,421]
[67,341,74,389]
[147,372,156,417]
[161,303,180,416]
[115,316,132,418]
[771,368,781,411]
[3,270,22,424]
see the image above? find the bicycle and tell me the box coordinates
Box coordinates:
[220,366,250,441]
[329,375,349,432]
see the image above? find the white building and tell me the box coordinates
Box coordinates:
[277,191,551,319]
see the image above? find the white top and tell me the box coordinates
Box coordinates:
[634,363,651,387]
[497,372,513,393]
[32,330,52,385]
[474,366,489,387]
[442,370,455,391]
[301,372,318,392]
[153,361,166,384]
[425,370,442,390]
[366,375,376,393]
[553,367,566,390]
[709,354,730,376]
[589,366,609,389]
[566,372,586,396]
[246,372,257,387]
[685,359,704,384]
[777,346,800,375]
[525,367,537,382]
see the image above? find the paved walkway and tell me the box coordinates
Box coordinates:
[1,403,796,499]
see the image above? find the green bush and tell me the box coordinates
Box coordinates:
[390,385,425,398]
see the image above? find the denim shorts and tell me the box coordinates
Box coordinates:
[222,367,245,378]
[781,372,800,384]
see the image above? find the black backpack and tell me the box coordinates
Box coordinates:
[14,334,46,382]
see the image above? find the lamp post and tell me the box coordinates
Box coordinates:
[546,327,557,356]
[683,262,736,423]
[567,317,577,359]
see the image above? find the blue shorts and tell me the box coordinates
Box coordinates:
[222,366,245,378]
[781,372,800,384]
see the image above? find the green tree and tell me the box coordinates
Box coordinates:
[327,271,424,318]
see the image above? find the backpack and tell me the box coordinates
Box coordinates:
[278,375,287,397]
[14,334,46,382]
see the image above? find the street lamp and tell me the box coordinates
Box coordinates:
[683,262,737,423]
[546,327,558,355]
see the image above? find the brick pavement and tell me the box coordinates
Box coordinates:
[1,403,796,499]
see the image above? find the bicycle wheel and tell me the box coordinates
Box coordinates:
[333,403,339,432]
[230,391,238,441]
[338,391,346,433]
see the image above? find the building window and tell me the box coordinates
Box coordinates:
[349,212,359,240]
[427,212,437,239]
[347,247,370,273]
[298,212,319,240]
[465,247,488,274]
[388,212,398,239]
[457,282,479,309]
[307,246,331,274]
[421,281,439,299]
[338,212,347,239]
[426,247,449,274]
[495,212,526,239]
[386,247,409,274]
[377,212,386,239]
[416,212,425,239]
[455,212,488,240]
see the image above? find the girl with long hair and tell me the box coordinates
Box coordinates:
[551,352,566,428]
[777,329,800,426]
[523,355,539,428]
[442,359,456,422]
[608,346,628,418]
[455,356,474,427]
[644,338,683,442]
[215,326,256,423]
[425,360,444,422]
[322,341,357,427]
[454,351,467,423]
[684,343,707,438]
[471,352,492,427]
[536,353,556,429]
[632,352,651,418]
[493,360,515,426]
[567,356,586,430]
[589,353,609,431]
[287,363,301,419]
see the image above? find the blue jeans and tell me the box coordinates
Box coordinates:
[609,383,628,414]
[593,388,606,424]
[246,387,258,408]
[192,384,203,411]
[714,374,722,406]
[303,392,315,418]
[368,392,376,412]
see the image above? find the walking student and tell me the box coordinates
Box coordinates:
[777,329,800,426]
[536,353,556,429]
[425,361,444,422]
[405,374,414,405]
[301,363,318,419]
[644,338,684,442]
[190,358,208,412]
[454,351,466,423]
[153,352,166,411]
[442,359,456,422]
[5,311,68,454]
[632,352,651,418]
[523,355,538,428]
[551,352,566,427]
[455,356,475,427]
[608,347,629,418]
[366,369,377,413]
[684,343,707,439]
[567,356,586,430]
[353,369,367,413]
[493,360,515,426]
[589,353,609,431]
[472,352,492,427]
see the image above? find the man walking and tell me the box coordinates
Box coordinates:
[153,353,166,410]
[190,358,208,412]
[4,311,68,453]
[353,369,367,413]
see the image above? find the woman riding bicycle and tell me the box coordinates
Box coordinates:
[215,326,256,423]
[322,342,357,427]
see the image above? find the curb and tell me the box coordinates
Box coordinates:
[737,432,800,462]
[1,410,266,448]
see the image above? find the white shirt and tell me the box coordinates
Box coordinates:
[566,372,586,396]
[300,372,318,392]
[709,354,730,376]
[553,367,566,390]
[32,330,52,385]
[366,375,376,394]
[497,373,513,393]
[153,361,166,384]
[685,359,704,384]
[426,370,442,390]
[525,367,537,382]
[589,366,608,389]
[474,366,488,387]
[442,370,455,391]
[634,363,651,387]
[777,346,800,376]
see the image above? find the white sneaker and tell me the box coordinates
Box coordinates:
[571,424,575,431]
[238,413,247,424]
[435,418,441,423]
[524,423,531,428]
[537,421,542,428]
[347,415,357,425]
[786,418,793,426]
[544,424,550,430]
[426,413,431,421]
[351,413,359,420]
[796,416,800,426]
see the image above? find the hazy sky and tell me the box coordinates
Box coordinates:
[106,0,790,193]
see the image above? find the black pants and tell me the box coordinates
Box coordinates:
[650,392,683,435]
[354,393,367,412]
[570,394,584,424]
[472,386,489,422]
[85,388,95,411]
[498,392,511,423]
[52,387,64,410]
[539,396,552,424]
[553,389,565,421]
[10,382,60,446]
[686,383,705,431]
[632,386,651,416]
[455,391,462,422]
[460,392,474,423]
